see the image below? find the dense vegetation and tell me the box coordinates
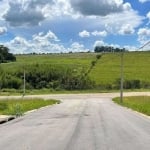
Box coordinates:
[0,52,149,93]
[113,96,150,116]
[0,45,16,63]
[0,53,102,92]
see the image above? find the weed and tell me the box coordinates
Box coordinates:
[0,99,60,116]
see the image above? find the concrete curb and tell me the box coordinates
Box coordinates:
[0,104,58,124]
[0,115,16,124]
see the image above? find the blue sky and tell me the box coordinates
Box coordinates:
[0,0,150,54]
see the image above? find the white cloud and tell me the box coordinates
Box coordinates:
[93,40,105,47]
[0,0,146,53]
[119,24,135,35]
[0,0,9,20]
[10,36,28,45]
[138,28,150,44]
[124,45,137,51]
[147,12,150,19]
[103,10,143,35]
[5,30,64,54]
[33,30,60,42]
[68,42,89,52]
[79,30,107,38]
[1,0,76,26]
[5,30,89,54]
[79,30,90,38]
[139,0,150,3]
[0,0,143,38]
[93,40,121,49]
[8,36,32,54]
[146,11,150,24]
[92,30,107,37]
[0,26,7,35]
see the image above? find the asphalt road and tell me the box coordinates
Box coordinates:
[0,93,150,150]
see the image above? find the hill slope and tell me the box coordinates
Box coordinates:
[90,52,150,85]
[0,52,150,91]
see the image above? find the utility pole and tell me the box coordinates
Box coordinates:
[23,69,26,96]
[120,50,124,103]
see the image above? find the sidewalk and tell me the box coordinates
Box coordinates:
[0,115,15,124]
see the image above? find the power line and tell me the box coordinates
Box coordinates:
[139,41,150,50]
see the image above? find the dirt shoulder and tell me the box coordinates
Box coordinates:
[0,92,150,100]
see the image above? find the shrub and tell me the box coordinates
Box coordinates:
[10,103,23,117]
[114,79,141,89]
[0,102,8,111]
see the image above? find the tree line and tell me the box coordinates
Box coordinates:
[94,46,127,53]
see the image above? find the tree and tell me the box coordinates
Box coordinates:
[94,45,127,53]
[0,45,16,63]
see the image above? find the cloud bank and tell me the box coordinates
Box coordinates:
[69,0,130,16]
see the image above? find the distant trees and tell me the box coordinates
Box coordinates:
[0,45,16,63]
[94,46,127,53]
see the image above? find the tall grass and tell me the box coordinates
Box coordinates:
[0,99,60,116]
[113,96,150,116]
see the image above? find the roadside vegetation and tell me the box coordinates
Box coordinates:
[0,51,150,94]
[113,96,150,116]
[0,99,60,116]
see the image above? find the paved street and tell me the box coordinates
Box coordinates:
[0,93,150,150]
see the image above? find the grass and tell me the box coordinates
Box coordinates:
[0,52,150,94]
[2,53,94,71]
[13,52,150,84]
[1,88,149,96]
[113,96,150,116]
[89,52,150,84]
[0,98,60,116]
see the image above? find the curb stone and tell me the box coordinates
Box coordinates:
[0,116,16,124]
[0,102,60,124]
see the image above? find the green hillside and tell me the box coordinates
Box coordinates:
[0,52,150,93]
[90,52,150,84]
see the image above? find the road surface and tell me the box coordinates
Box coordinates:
[0,93,150,150]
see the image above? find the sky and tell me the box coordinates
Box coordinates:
[0,0,150,54]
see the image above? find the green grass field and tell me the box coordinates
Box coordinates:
[90,52,150,84]
[3,52,150,83]
[0,99,60,116]
[113,96,150,116]
[1,53,95,77]
[0,52,150,93]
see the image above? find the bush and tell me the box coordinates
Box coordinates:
[141,81,150,89]
[0,102,8,111]
[114,79,141,89]
[0,63,96,91]
[10,103,23,117]
[96,54,102,59]
[3,76,22,89]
